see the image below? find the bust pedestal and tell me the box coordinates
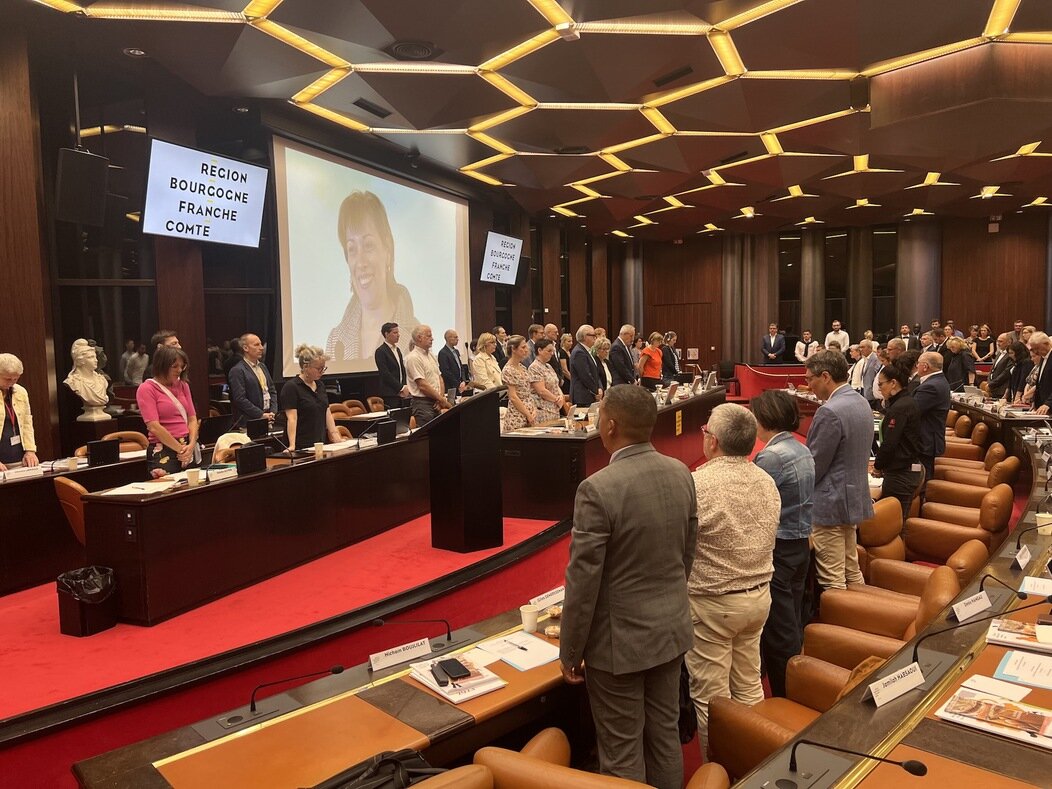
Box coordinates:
[77,405,113,423]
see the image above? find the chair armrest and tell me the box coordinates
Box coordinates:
[785,655,851,712]
[418,765,493,789]
[867,559,932,596]
[924,480,990,508]
[818,589,917,638]
[938,468,992,487]
[905,518,986,563]
[520,727,571,766]
[940,443,983,461]
[686,763,730,789]
[707,697,794,780]
[474,749,641,788]
[803,624,902,669]
[920,502,981,527]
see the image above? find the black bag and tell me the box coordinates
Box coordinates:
[310,749,445,789]
[678,658,697,744]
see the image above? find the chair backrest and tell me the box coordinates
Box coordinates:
[336,425,352,440]
[945,410,959,428]
[953,414,973,438]
[986,456,1021,487]
[904,565,960,639]
[717,360,736,380]
[969,422,990,447]
[979,483,1015,533]
[101,430,149,453]
[343,399,367,412]
[367,396,387,412]
[983,442,1007,470]
[944,539,989,588]
[857,498,903,551]
[53,476,89,546]
[329,403,351,418]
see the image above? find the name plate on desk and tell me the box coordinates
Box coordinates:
[2,465,44,482]
[530,586,565,607]
[952,591,992,622]
[208,467,238,482]
[868,661,925,707]
[1015,544,1032,570]
[369,637,431,672]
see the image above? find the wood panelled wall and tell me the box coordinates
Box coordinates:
[641,236,723,371]
[941,213,1048,333]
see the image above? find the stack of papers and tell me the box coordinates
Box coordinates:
[322,439,356,453]
[987,619,1052,656]
[935,688,1052,749]
[100,479,179,496]
[408,656,506,704]
[119,449,148,460]
[995,650,1052,691]
[477,632,560,671]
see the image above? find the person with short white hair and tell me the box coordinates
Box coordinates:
[0,353,38,470]
[405,325,450,426]
[570,324,602,405]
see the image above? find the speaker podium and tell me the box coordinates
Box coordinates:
[411,387,504,552]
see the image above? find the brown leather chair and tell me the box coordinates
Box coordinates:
[856,498,904,579]
[935,440,1006,472]
[852,540,988,605]
[945,414,973,440]
[474,727,730,789]
[944,410,959,429]
[802,565,960,669]
[934,456,1020,489]
[943,421,990,454]
[336,425,352,440]
[417,765,493,788]
[905,482,1014,562]
[74,430,149,458]
[54,477,89,545]
[342,399,368,416]
[367,396,387,412]
[329,403,352,418]
[708,656,855,780]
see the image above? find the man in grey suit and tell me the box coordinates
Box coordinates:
[561,385,697,789]
[804,350,875,591]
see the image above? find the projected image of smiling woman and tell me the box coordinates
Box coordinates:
[326,191,419,360]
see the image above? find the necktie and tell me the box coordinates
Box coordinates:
[395,346,405,384]
[251,364,270,409]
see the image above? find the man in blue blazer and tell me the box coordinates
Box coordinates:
[762,324,786,364]
[609,324,637,386]
[570,324,601,406]
[437,329,466,394]
[912,351,951,483]
[228,333,278,431]
[804,350,875,591]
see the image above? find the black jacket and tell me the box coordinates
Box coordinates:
[438,345,463,391]
[874,390,922,472]
[374,343,406,398]
[1007,358,1033,402]
[609,338,636,386]
[987,350,1013,399]
[912,372,951,459]
[661,344,679,379]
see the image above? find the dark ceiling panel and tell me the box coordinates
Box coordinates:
[480,154,613,190]
[486,107,657,154]
[370,131,497,171]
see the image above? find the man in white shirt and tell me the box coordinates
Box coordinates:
[405,325,451,426]
[847,345,863,390]
[824,320,849,353]
[795,330,819,363]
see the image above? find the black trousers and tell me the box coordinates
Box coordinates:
[760,537,811,698]
[880,469,923,527]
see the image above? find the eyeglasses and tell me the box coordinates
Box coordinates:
[585,333,596,338]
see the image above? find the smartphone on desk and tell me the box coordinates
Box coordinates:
[436,658,471,680]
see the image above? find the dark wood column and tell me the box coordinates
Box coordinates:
[591,239,609,331]
[540,223,561,327]
[509,209,534,329]
[468,202,495,335]
[567,227,587,332]
[0,22,57,459]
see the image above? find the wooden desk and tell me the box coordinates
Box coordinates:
[948,396,1048,455]
[83,437,430,625]
[500,387,724,521]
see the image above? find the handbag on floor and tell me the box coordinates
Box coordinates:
[309,749,445,789]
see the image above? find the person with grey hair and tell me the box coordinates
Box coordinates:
[687,403,780,752]
[911,350,950,481]
[609,324,637,386]
[0,353,38,470]
[228,332,278,431]
[570,324,601,405]
[405,325,450,426]
[1027,331,1052,414]
[803,350,875,591]
[561,385,697,788]
[280,344,341,450]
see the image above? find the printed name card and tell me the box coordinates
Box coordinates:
[530,586,565,607]
[868,662,925,707]
[1021,576,1052,596]
[1014,544,1032,571]
[209,467,238,482]
[952,591,992,622]
[3,466,44,482]
[369,637,431,672]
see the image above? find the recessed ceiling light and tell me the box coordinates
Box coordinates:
[232,105,250,114]
[122,47,147,58]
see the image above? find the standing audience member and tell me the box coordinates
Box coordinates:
[1004,341,1033,403]
[898,324,921,351]
[222,337,242,380]
[1028,331,1052,414]
[492,326,509,367]
[119,340,137,383]
[570,325,602,406]
[280,344,341,450]
[374,323,409,409]
[762,323,785,364]
[524,324,543,366]
[631,336,645,367]
[662,332,681,378]
[637,332,665,390]
[943,336,973,391]
[151,330,181,352]
[987,333,1013,399]
[0,353,38,471]
[804,350,874,591]
[558,333,573,394]
[609,325,637,386]
[405,325,450,427]
[469,333,503,390]
[1008,319,1025,344]
[911,352,951,483]
[857,340,881,408]
[529,338,566,423]
[437,329,467,395]
[795,330,819,363]
[751,391,814,698]
[873,361,924,524]
[227,333,278,431]
[501,335,536,431]
[594,338,615,392]
[687,403,780,751]
[824,320,849,353]
[561,385,697,789]
[543,324,566,389]
[972,325,994,362]
[125,344,149,386]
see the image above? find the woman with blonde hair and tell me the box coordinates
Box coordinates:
[280,344,341,449]
[470,333,503,390]
[637,332,665,390]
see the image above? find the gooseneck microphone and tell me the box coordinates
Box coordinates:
[978,574,1028,600]
[1015,524,1043,551]
[912,596,1052,664]
[249,665,344,713]
[372,617,452,642]
[788,739,927,776]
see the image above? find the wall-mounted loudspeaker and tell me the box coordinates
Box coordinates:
[55,147,109,227]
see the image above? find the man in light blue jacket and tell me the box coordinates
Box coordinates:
[804,350,875,591]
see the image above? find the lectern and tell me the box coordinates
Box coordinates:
[411,387,504,552]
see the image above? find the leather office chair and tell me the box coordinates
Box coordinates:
[474,727,730,789]
[716,361,739,397]
[342,399,368,416]
[336,425,352,440]
[329,403,352,418]
[905,482,1014,562]
[856,498,904,579]
[945,414,973,440]
[417,765,493,788]
[852,540,987,605]
[936,440,1006,471]
[74,430,149,458]
[934,456,1019,489]
[944,421,990,453]
[367,396,387,412]
[802,565,960,669]
[944,410,959,429]
[54,477,89,546]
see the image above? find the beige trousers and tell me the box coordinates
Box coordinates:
[812,523,864,590]
[685,586,771,753]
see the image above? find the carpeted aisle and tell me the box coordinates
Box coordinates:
[0,515,555,721]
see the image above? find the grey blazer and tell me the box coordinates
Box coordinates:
[560,443,697,675]
[807,384,876,526]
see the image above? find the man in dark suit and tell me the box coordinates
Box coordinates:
[987,332,1013,399]
[438,329,466,395]
[524,323,543,366]
[544,323,566,387]
[561,385,697,789]
[374,322,409,409]
[898,324,921,351]
[609,324,637,386]
[570,324,601,406]
[912,352,951,483]
[492,325,508,368]
[227,332,277,431]
[762,323,785,364]
[1029,332,1052,414]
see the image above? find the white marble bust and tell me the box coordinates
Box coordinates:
[64,339,111,417]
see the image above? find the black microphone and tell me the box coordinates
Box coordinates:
[267,430,301,465]
[788,739,926,776]
[372,617,452,642]
[1016,524,1043,551]
[978,574,1027,600]
[912,596,1052,664]
[249,665,344,713]
[356,417,387,449]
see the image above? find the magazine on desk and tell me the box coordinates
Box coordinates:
[408,656,507,704]
[987,619,1052,656]
[935,688,1052,749]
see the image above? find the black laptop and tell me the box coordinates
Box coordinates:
[86,438,120,467]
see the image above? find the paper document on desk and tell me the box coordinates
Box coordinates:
[986,619,1052,655]
[100,479,178,496]
[322,439,356,453]
[119,449,148,460]
[477,632,560,671]
[994,650,1052,690]
[408,656,506,704]
[935,688,1052,749]
[1021,576,1052,597]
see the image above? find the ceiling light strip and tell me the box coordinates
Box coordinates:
[575,21,710,35]
[640,107,677,134]
[243,0,284,19]
[571,184,604,199]
[572,170,628,187]
[555,195,601,207]
[719,0,805,31]
[744,69,860,80]
[461,153,512,172]
[462,170,504,186]
[293,102,370,132]
[537,102,641,111]
[468,105,534,133]
[708,30,746,76]
[374,128,466,135]
[611,230,632,238]
[351,62,475,75]
[760,132,783,154]
[526,0,574,27]
[28,0,83,12]
[598,153,633,172]
[647,75,735,107]
[465,131,516,155]
[765,107,863,135]
[476,71,538,107]
[551,205,580,217]
[861,37,985,77]
[983,0,1022,38]
[601,134,668,155]
[83,6,244,21]
[1001,32,1052,43]
[291,68,351,104]
[252,20,350,68]
[478,30,560,71]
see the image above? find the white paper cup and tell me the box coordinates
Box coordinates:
[520,604,540,633]
[186,469,201,487]
[314,442,325,459]
[67,457,78,472]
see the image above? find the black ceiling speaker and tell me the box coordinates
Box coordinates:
[55,70,109,227]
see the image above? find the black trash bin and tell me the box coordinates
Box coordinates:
[57,566,117,637]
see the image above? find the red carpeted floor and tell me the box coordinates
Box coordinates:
[0,515,556,721]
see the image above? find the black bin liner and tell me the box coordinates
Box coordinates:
[56,566,117,637]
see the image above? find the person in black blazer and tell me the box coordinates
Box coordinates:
[897,324,921,352]
[987,333,1013,399]
[911,352,951,483]
[761,324,786,364]
[438,329,466,394]
[1029,332,1052,413]
[609,325,637,386]
[374,322,408,409]
[661,332,682,379]
[1005,341,1033,403]
[872,361,923,523]
[227,333,278,431]
[492,326,509,368]
[570,324,601,406]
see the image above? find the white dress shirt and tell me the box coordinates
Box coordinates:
[824,330,850,350]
